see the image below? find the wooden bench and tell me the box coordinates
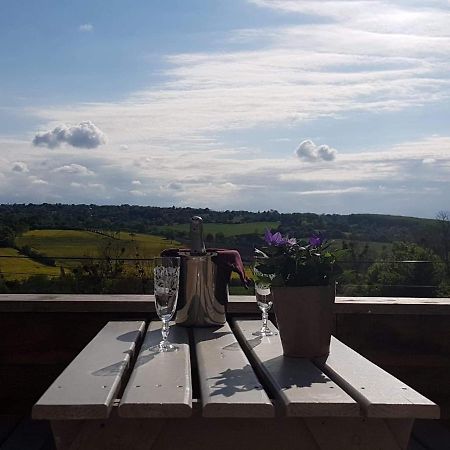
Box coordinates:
[33,319,439,450]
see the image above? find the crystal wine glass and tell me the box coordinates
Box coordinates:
[253,256,277,337]
[153,257,180,352]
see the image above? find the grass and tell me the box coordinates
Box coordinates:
[11,228,254,283]
[15,229,181,270]
[17,230,113,259]
[155,221,280,237]
[8,228,390,284]
[329,239,393,262]
[0,247,61,281]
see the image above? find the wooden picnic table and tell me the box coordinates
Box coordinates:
[33,318,439,450]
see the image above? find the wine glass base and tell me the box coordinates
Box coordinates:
[158,342,178,353]
[252,329,278,337]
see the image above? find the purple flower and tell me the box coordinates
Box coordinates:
[265,229,286,246]
[286,237,297,245]
[265,229,296,247]
[309,234,323,247]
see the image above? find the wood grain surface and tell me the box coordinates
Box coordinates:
[233,319,360,417]
[119,322,192,418]
[32,321,146,420]
[193,323,274,417]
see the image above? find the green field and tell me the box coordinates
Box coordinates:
[4,227,391,283]
[156,221,280,237]
[0,247,61,281]
[329,239,392,260]
[8,227,262,283]
[15,229,181,270]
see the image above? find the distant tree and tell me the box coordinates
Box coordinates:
[336,241,368,296]
[365,242,445,297]
[344,241,369,273]
[0,225,15,247]
[18,245,56,266]
[72,241,126,293]
[0,273,8,293]
[436,210,450,275]
[165,230,175,243]
[215,232,225,243]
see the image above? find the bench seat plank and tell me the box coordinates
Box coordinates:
[194,323,274,417]
[33,321,146,420]
[119,321,192,418]
[233,319,360,417]
[314,337,440,419]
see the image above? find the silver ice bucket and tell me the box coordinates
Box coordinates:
[175,252,227,327]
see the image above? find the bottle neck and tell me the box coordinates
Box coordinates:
[190,220,206,255]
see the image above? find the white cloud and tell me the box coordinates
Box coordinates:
[295,187,367,196]
[318,145,336,161]
[52,164,94,176]
[32,49,449,150]
[167,182,183,191]
[33,121,106,149]
[31,178,48,185]
[271,137,291,142]
[131,180,141,185]
[23,0,449,159]
[130,189,146,196]
[88,183,104,189]
[296,140,337,162]
[171,182,241,207]
[0,134,449,216]
[12,161,29,173]
[295,140,316,162]
[78,24,93,32]
[248,0,450,37]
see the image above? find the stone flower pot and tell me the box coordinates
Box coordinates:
[272,284,335,358]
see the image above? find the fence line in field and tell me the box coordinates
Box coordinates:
[0,255,445,264]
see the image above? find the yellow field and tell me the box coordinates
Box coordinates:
[15,229,181,270]
[0,247,61,281]
[7,229,259,283]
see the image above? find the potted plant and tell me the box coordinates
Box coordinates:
[255,230,341,358]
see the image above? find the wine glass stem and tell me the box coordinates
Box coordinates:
[161,319,170,346]
[261,310,269,332]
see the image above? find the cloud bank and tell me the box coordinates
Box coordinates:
[32,121,106,149]
[296,140,337,162]
[1,135,450,217]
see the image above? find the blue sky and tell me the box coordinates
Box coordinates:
[1,0,449,218]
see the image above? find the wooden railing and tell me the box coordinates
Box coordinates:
[1,295,449,418]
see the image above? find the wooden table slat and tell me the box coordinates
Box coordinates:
[119,321,192,418]
[194,323,274,418]
[32,321,146,420]
[315,336,440,419]
[233,319,360,417]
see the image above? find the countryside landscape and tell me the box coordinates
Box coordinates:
[0,203,448,297]
[2,1,450,448]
